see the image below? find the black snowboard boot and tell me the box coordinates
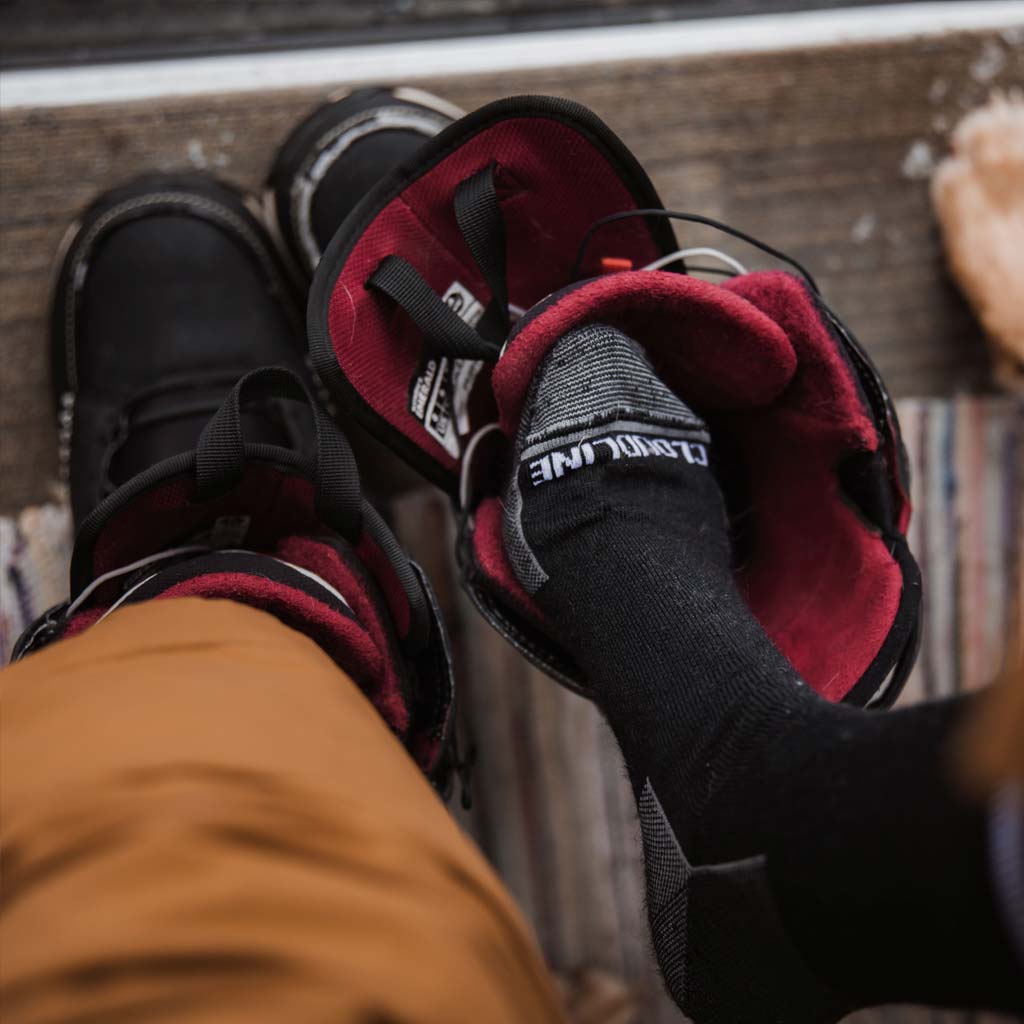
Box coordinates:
[268,85,461,281]
[22,175,457,789]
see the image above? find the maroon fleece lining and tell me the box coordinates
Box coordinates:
[66,551,411,738]
[327,118,664,472]
[159,574,397,709]
[63,607,106,640]
[355,533,411,638]
[493,271,798,430]
[275,534,412,735]
[723,272,908,534]
[161,574,407,735]
[474,269,904,702]
[88,467,319,590]
[79,462,418,737]
[722,273,877,448]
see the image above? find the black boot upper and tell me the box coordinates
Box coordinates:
[52,175,309,527]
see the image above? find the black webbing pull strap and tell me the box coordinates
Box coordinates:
[195,366,363,537]
[454,163,510,342]
[368,255,499,361]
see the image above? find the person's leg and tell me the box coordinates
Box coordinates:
[1,596,567,1024]
[503,322,1024,1022]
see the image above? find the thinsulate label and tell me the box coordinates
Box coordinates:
[408,281,484,458]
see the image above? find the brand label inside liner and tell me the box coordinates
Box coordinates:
[408,281,484,458]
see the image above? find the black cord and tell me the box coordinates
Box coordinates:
[572,208,820,294]
[679,265,737,278]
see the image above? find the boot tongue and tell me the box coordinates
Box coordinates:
[493,271,800,435]
[107,384,297,486]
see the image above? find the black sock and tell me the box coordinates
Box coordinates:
[503,323,1023,1021]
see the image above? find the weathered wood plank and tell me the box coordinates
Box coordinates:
[2,27,1022,512]
[1,0,930,67]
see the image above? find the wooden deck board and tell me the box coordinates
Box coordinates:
[2,26,1022,512]
[1,0,929,67]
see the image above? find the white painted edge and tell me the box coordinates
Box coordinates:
[2,2,1023,110]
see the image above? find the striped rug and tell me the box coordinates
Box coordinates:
[2,395,1021,1024]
